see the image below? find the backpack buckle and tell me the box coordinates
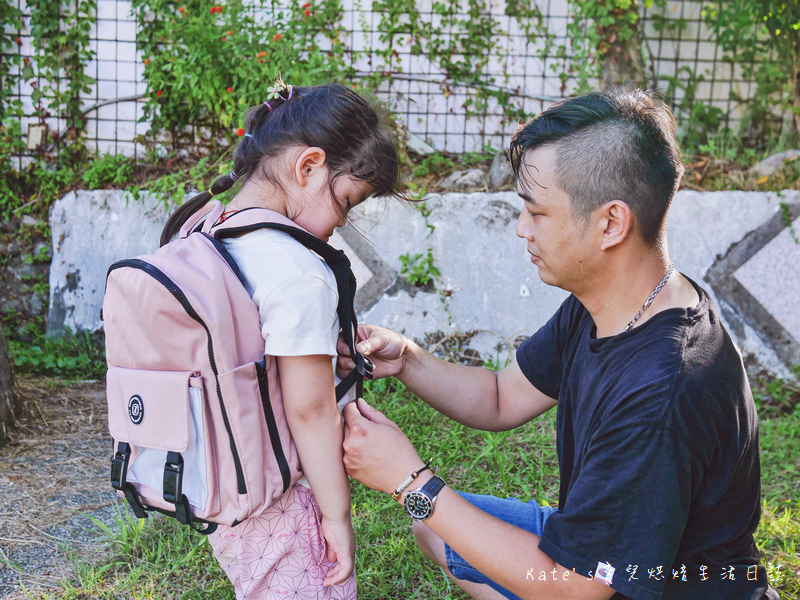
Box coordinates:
[357,354,374,380]
[110,442,131,490]
[163,452,184,504]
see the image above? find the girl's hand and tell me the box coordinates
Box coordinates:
[337,324,410,380]
[320,516,356,587]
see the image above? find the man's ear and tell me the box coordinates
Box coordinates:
[294,147,327,187]
[598,200,633,250]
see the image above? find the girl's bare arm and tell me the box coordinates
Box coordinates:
[278,354,354,585]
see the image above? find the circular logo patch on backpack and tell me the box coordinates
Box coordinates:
[128,395,144,425]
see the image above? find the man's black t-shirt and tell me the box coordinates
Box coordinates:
[516,278,778,600]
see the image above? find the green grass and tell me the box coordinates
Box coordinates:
[38,503,235,600]
[9,330,106,381]
[32,378,798,599]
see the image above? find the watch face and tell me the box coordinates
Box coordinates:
[404,491,433,520]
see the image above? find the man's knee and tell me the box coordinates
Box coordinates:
[412,520,447,567]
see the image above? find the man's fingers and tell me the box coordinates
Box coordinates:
[355,398,395,426]
[342,400,364,427]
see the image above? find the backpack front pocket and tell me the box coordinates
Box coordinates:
[107,367,210,511]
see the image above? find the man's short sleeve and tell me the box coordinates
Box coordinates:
[516,295,581,399]
[538,421,696,600]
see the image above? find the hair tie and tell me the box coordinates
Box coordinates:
[263,101,273,112]
[286,85,293,100]
[229,170,238,181]
[243,132,253,138]
[207,189,215,197]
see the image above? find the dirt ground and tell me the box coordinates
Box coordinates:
[0,378,118,599]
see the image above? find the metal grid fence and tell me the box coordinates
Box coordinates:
[2,0,765,158]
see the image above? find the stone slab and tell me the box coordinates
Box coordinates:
[734,216,800,344]
[666,191,800,376]
[350,193,569,363]
[47,190,392,335]
[48,190,172,336]
[47,188,800,376]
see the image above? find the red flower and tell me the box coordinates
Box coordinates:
[221,36,227,41]
[237,127,245,136]
[304,9,311,16]
[256,51,267,58]
[227,86,233,93]
[303,2,310,7]
[144,58,150,65]
[227,30,234,35]
[179,6,185,11]
[210,6,217,13]
[15,36,21,45]
[156,90,163,97]
[273,33,282,41]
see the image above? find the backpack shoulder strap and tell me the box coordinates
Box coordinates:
[211,209,372,401]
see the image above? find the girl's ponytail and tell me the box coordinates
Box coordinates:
[159,170,239,246]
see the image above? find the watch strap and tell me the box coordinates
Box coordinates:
[418,475,447,498]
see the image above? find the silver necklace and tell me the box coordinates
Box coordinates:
[624,263,674,331]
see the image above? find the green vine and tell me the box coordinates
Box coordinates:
[27,0,96,152]
[0,0,25,122]
[564,0,654,93]
[370,0,549,123]
[131,0,355,150]
[0,0,27,217]
[703,0,800,141]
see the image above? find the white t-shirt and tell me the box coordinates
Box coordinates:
[223,228,341,359]
[222,228,354,491]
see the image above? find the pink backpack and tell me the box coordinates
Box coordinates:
[103,201,372,533]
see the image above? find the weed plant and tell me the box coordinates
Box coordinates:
[9,330,105,380]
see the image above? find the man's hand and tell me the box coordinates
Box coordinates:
[337,324,410,380]
[342,398,424,495]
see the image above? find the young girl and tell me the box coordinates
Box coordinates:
[160,82,402,599]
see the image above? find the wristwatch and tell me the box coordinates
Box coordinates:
[403,475,447,520]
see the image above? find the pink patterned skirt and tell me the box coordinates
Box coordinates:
[208,484,357,599]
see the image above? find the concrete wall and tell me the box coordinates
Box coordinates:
[49,188,800,377]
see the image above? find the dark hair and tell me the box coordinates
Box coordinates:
[161,83,402,245]
[509,89,684,246]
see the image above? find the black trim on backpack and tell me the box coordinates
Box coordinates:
[203,233,248,288]
[255,358,292,494]
[107,260,248,496]
[212,222,373,402]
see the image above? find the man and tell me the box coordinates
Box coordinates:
[339,90,778,599]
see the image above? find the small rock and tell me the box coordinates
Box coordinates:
[2,298,22,314]
[440,168,486,190]
[4,240,20,257]
[14,264,37,280]
[30,292,43,315]
[406,132,436,156]
[33,241,52,262]
[21,215,41,226]
[489,150,515,189]
[14,325,32,342]
[750,149,800,177]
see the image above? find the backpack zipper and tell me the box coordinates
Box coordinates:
[108,259,247,495]
[255,358,291,493]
